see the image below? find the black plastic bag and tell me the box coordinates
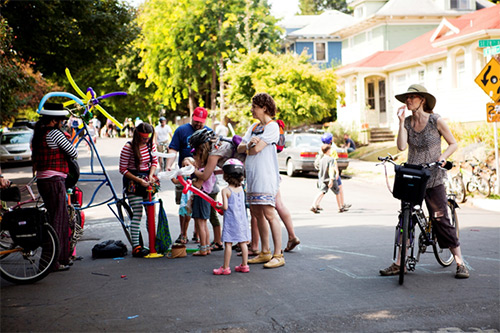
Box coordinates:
[92,240,128,259]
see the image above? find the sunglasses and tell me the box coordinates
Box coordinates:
[406,94,421,100]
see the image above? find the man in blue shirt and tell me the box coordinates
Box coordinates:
[166,107,222,249]
[343,133,356,153]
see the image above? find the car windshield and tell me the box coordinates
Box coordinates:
[1,133,32,145]
[295,135,322,147]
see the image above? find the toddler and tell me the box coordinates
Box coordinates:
[213,159,250,275]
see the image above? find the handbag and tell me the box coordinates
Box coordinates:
[65,157,80,189]
[155,199,172,254]
[167,244,187,258]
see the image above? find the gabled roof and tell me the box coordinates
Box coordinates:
[287,10,355,38]
[334,0,495,38]
[337,4,500,75]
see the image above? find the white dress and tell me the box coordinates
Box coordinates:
[242,121,280,206]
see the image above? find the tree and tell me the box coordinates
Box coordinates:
[299,0,352,15]
[137,0,282,115]
[1,0,138,81]
[224,52,341,129]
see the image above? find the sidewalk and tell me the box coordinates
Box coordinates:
[347,158,500,213]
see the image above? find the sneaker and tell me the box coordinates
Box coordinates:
[455,264,469,279]
[248,252,272,264]
[263,253,285,269]
[343,203,352,209]
[132,246,149,258]
[213,266,231,275]
[235,264,250,273]
[310,207,320,214]
[379,263,401,276]
[339,207,345,213]
[317,207,324,211]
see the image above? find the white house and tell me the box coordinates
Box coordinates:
[335,2,499,142]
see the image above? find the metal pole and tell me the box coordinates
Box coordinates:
[494,122,500,195]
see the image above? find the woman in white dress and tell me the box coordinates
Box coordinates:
[237,93,284,269]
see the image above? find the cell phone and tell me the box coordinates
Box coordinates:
[397,107,405,116]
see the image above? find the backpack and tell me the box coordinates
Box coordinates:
[275,119,286,153]
[251,119,286,153]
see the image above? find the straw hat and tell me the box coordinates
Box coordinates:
[395,84,436,111]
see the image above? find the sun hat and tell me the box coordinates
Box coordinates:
[39,102,69,117]
[192,107,208,123]
[395,84,436,111]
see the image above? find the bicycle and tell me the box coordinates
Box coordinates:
[444,161,466,203]
[0,179,59,284]
[466,158,490,197]
[378,155,459,285]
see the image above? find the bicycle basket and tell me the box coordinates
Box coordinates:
[393,164,431,205]
[1,208,47,251]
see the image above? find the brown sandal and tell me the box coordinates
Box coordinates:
[284,237,300,252]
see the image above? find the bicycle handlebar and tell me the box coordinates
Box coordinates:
[377,155,452,170]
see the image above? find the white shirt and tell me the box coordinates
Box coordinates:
[155,124,172,142]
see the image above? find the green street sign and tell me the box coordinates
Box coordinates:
[479,39,500,48]
[483,45,500,56]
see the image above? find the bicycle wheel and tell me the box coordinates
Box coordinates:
[452,176,466,203]
[0,224,59,284]
[466,179,476,193]
[478,177,490,196]
[432,201,458,267]
[399,208,410,285]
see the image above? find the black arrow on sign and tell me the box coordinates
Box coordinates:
[481,66,491,85]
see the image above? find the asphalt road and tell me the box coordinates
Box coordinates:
[1,137,499,332]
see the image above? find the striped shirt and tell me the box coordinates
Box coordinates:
[37,129,78,179]
[119,143,158,175]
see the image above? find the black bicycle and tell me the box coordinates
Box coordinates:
[0,181,59,284]
[378,155,459,285]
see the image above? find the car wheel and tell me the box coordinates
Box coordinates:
[286,159,296,177]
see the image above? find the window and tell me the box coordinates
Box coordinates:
[315,42,326,61]
[367,82,375,109]
[379,80,386,113]
[457,60,465,88]
[418,70,425,84]
[450,0,470,10]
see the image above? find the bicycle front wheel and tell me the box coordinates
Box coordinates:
[432,201,458,267]
[399,208,410,285]
[0,224,59,284]
[452,176,466,203]
[478,177,490,196]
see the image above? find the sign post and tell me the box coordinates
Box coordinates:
[475,57,500,195]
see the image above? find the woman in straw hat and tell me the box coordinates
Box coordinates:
[379,84,469,279]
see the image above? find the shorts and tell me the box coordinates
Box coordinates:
[175,183,183,205]
[208,192,220,227]
[191,194,211,220]
[319,180,339,195]
[337,176,342,186]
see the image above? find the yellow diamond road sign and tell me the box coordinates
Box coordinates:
[475,58,500,102]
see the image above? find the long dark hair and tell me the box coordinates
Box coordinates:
[131,122,155,170]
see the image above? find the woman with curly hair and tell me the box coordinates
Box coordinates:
[237,93,284,269]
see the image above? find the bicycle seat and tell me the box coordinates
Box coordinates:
[0,187,21,202]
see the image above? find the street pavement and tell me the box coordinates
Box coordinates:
[1,137,499,332]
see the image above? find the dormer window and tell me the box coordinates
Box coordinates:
[450,0,471,10]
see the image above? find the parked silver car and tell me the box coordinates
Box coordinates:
[278,131,349,177]
[0,128,34,164]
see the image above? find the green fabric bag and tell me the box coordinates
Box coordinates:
[155,199,172,254]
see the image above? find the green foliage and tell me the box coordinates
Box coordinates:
[224,52,340,128]
[449,122,499,151]
[138,0,281,112]
[324,121,359,147]
[299,0,352,15]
